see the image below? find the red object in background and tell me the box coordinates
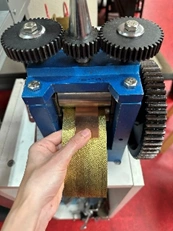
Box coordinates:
[44,3,50,18]
[63,2,69,17]
[0,90,11,119]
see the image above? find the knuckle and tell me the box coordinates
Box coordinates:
[37,139,56,153]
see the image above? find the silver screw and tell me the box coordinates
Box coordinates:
[124,77,138,89]
[23,21,38,34]
[125,20,139,32]
[19,21,45,40]
[117,19,144,38]
[28,80,41,91]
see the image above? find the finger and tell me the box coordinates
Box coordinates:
[54,128,91,166]
[29,130,62,156]
[56,143,62,151]
[43,130,62,146]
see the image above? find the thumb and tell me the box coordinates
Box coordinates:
[54,128,91,167]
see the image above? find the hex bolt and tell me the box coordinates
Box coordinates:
[124,77,138,89]
[23,21,38,34]
[28,80,41,91]
[117,19,144,38]
[125,20,139,32]
[19,21,45,40]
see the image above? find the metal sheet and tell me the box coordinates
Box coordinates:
[75,107,99,138]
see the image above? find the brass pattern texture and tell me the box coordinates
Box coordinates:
[62,108,107,198]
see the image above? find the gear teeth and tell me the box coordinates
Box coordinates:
[1,18,63,64]
[128,60,167,159]
[62,28,99,60]
[99,17,164,62]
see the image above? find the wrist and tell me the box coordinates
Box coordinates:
[2,195,42,231]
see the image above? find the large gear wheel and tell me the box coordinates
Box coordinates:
[99,17,164,62]
[128,60,167,159]
[1,18,63,64]
[62,28,99,62]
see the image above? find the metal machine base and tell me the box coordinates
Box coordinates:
[0,79,144,220]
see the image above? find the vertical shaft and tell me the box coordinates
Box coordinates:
[69,0,92,39]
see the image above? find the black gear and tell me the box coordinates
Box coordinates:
[62,27,99,60]
[99,17,164,62]
[128,60,167,159]
[1,18,63,64]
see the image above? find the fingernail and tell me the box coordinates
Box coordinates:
[80,128,91,138]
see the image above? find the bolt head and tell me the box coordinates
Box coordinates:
[125,20,139,32]
[7,159,15,167]
[28,80,41,91]
[124,77,138,89]
[23,21,38,33]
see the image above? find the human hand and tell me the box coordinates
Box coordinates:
[2,128,91,231]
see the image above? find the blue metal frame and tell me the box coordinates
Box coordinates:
[22,51,143,162]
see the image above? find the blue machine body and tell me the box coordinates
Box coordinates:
[22,51,143,162]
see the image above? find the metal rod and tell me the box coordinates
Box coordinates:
[69,0,92,39]
[57,92,111,107]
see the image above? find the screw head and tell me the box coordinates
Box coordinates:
[124,77,138,89]
[23,21,38,33]
[7,159,15,167]
[125,20,139,32]
[117,19,144,38]
[28,80,41,91]
[19,21,45,40]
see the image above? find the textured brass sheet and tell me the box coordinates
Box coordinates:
[62,108,107,198]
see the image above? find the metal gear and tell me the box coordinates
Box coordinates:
[62,28,100,62]
[1,18,63,64]
[62,0,99,63]
[128,60,167,159]
[99,17,164,62]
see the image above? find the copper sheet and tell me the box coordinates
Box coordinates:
[75,107,99,138]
